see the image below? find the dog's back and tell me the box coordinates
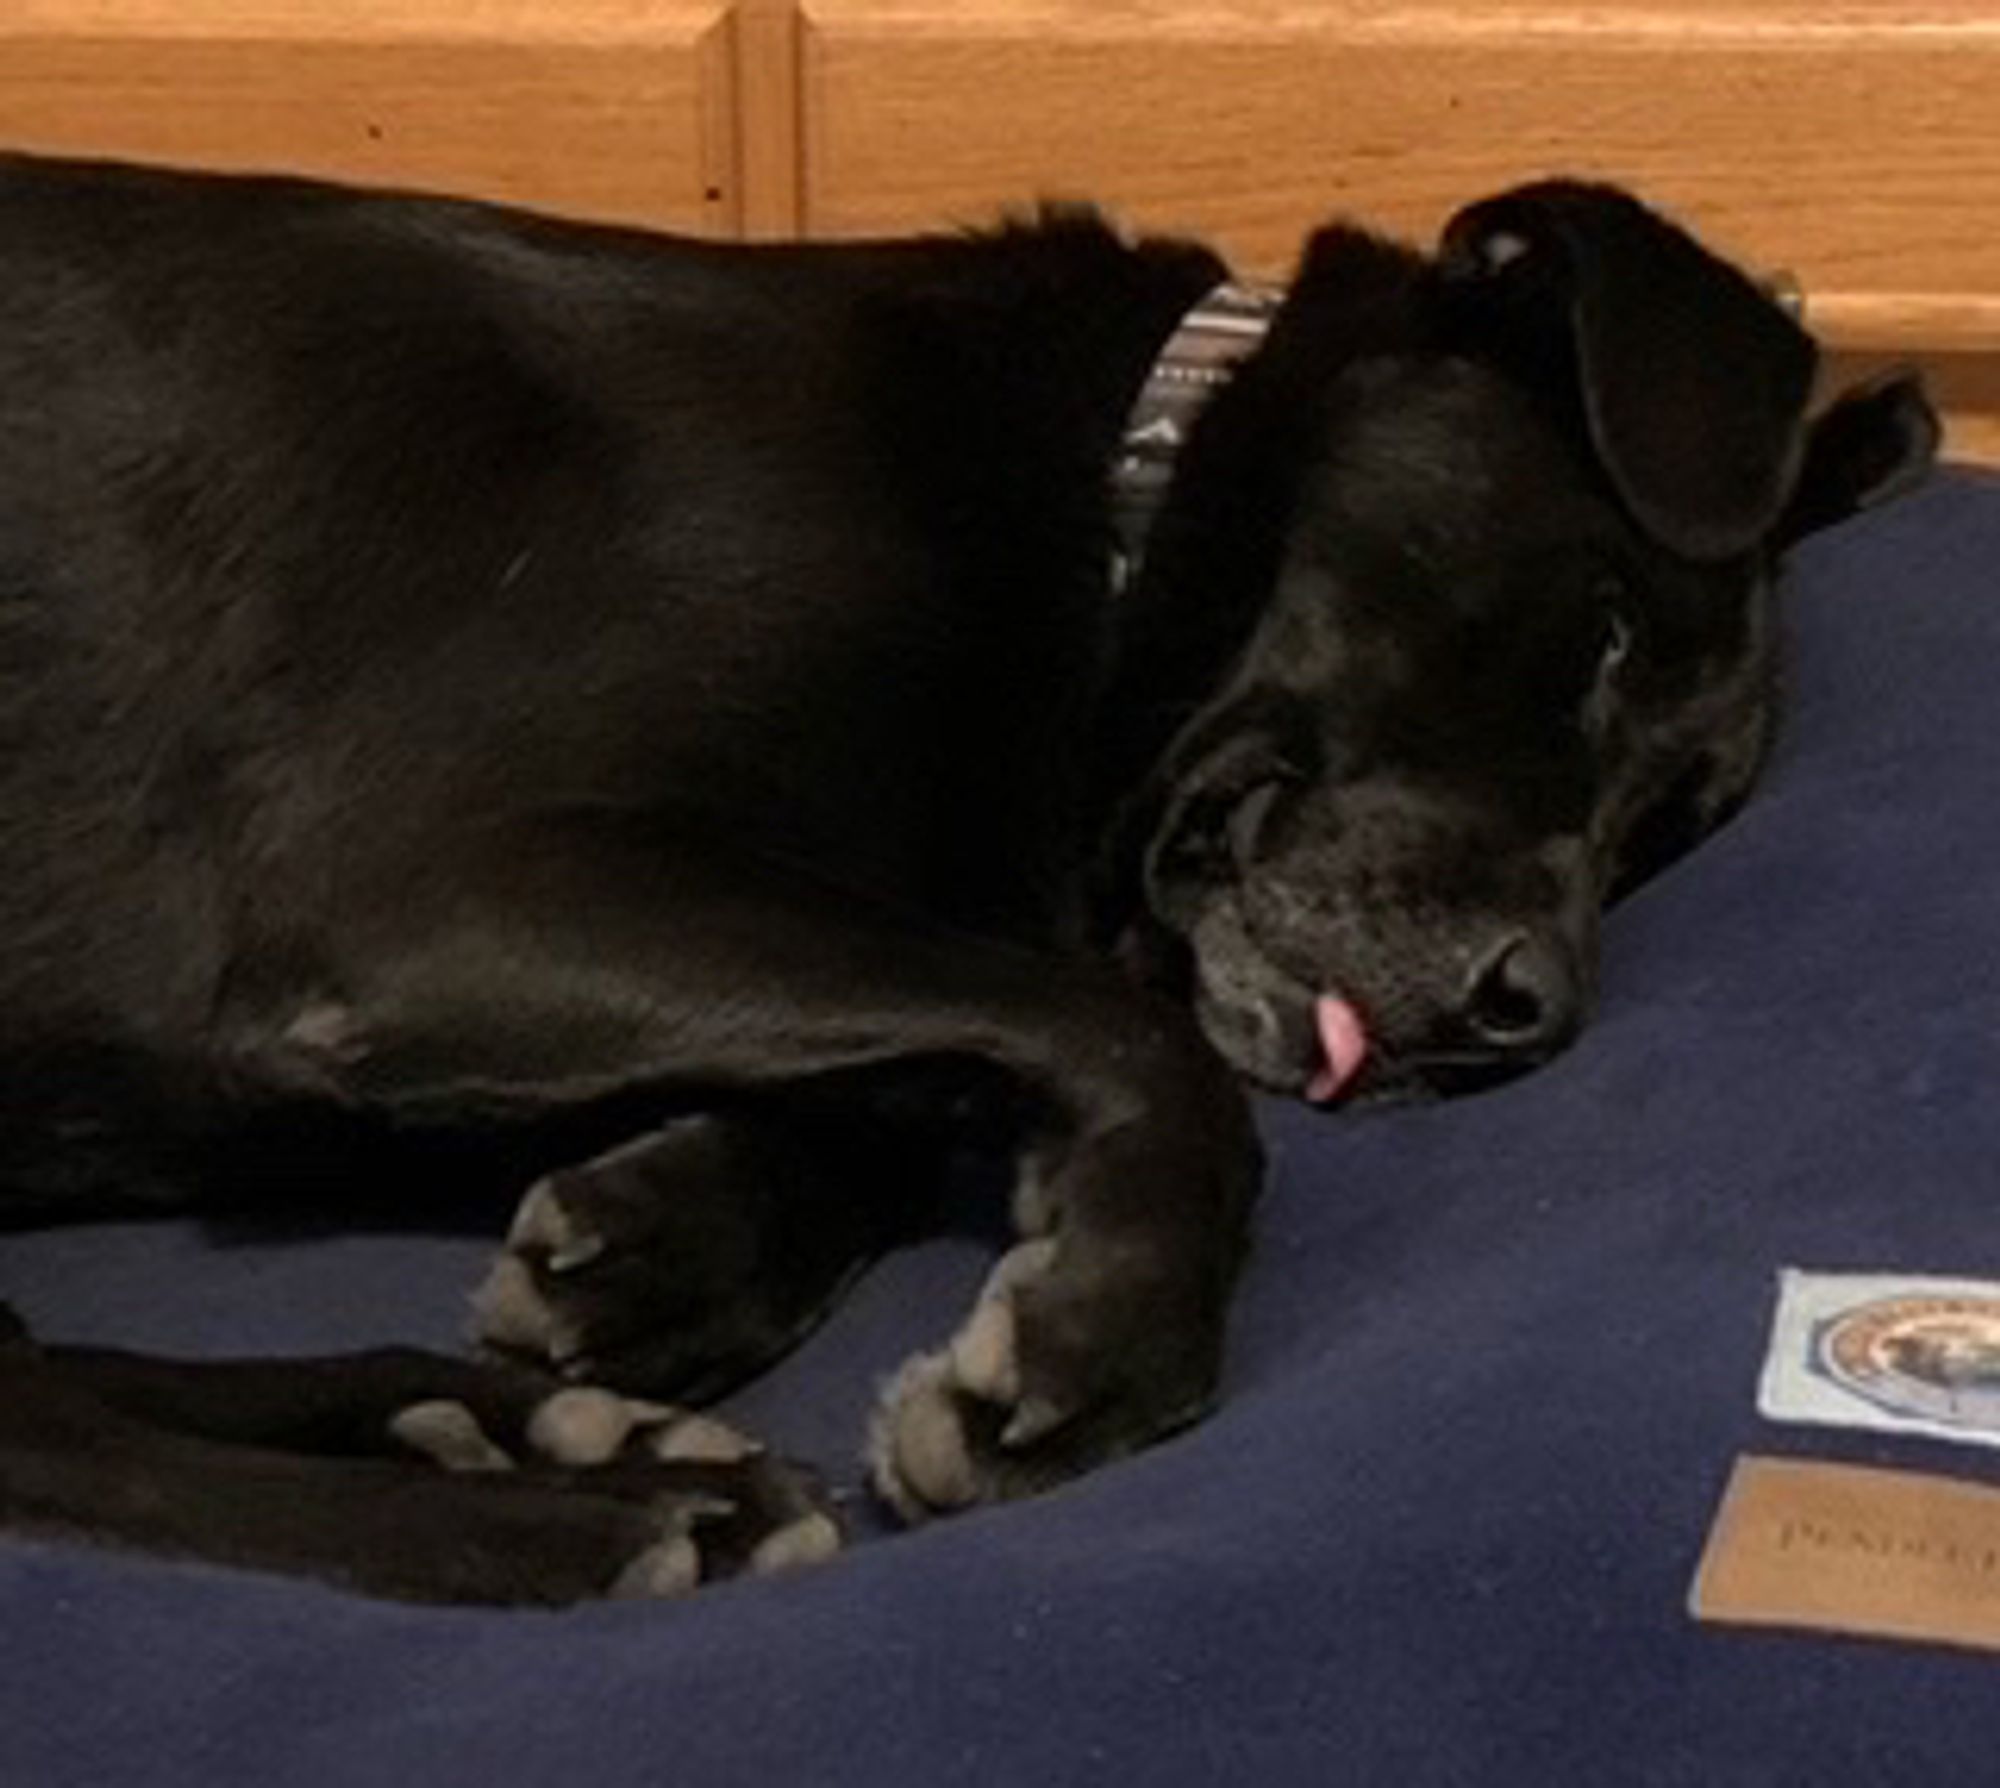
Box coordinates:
[0,156,1223,1210]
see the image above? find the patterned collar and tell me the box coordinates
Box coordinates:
[1108,279,1282,593]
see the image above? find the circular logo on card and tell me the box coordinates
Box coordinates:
[1816,1295,2000,1429]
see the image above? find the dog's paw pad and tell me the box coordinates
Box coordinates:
[869,1241,1064,1518]
[948,1297,1016,1403]
[608,1531,703,1600]
[868,1351,981,1521]
[649,1411,761,1464]
[506,1179,605,1275]
[750,1511,842,1577]
[468,1253,582,1362]
[387,1399,517,1473]
[526,1386,672,1465]
[866,1234,1186,1521]
[948,1237,1052,1403]
[520,1388,764,1468]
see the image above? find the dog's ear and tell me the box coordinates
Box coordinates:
[1438,180,1817,561]
[1775,370,1941,547]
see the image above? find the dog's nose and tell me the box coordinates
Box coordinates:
[1463,932,1582,1055]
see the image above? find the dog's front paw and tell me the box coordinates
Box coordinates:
[867,1236,1220,1521]
[469,1116,874,1402]
[469,1123,785,1399]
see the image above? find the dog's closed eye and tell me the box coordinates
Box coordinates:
[1571,592,1637,738]
[1224,781,1288,866]
[1596,604,1633,675]
[1160,775,1290,884]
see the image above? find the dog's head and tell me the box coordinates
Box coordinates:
[1119,181,1938,1103]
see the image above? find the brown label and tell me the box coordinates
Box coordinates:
[1692,1455,2000,1652]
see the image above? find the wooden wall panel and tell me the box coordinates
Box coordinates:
[726,0,806,237]
[0,2,1994,456]
[0,1,736,232]
[803,0,2000,457]
[802,1,2000,338]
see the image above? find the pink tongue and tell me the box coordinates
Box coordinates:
[1304,995,1369,1104]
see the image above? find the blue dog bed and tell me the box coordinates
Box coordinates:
[3,470,1997,1787]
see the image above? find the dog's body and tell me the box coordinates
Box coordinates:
[0,153,1935,1602]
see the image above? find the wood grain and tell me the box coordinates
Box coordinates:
[802,2,2000,340]
[725,0,806,237]
[11,2,694,40]
[0,0,734,231]
[2,1,1993,458]
[803,0,2000,457]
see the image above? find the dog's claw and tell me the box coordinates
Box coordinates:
[1000,1395,1070,1451]
[506,1181,606,1275]
[548,1236,606,1274]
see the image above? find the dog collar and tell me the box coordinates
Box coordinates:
[1109,279,1282,593]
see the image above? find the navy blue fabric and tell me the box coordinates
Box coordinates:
[5,472,2000,1787]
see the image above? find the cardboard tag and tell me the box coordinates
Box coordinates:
[1692,1456,2000,1653]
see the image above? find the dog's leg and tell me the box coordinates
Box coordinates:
[473,1107,927,1402]
[0,1309,839,1601]
[253,838,1261,1519]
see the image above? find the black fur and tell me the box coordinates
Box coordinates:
[0,154,1936,1601]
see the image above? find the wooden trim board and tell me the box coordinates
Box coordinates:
[798,0,2000,457]
[0,1,737,232]
[0,1,1993,457]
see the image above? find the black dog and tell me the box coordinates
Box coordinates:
[0,153,1935,1603]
